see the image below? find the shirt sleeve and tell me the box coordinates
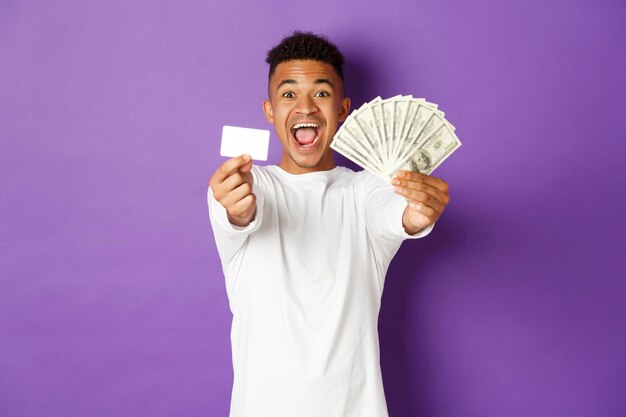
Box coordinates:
[359,171,434,265]
[207,170,265,271]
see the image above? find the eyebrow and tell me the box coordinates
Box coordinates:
[276,78,335,90]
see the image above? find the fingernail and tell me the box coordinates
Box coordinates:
[242,154,251,161]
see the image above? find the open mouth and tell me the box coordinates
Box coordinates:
[291,122,321,149]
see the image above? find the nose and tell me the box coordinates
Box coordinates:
[295,95,318,115]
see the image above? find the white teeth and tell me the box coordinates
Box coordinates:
[293,123,319,129]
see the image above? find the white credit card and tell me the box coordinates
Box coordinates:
[220,125,270,161]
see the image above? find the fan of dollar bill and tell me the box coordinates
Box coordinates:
[331,95,461,181]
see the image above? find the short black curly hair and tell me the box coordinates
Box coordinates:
[266,31,345,83]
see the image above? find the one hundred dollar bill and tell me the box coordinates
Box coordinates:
[331,95,461,181]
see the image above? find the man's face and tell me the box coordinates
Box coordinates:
[263,60,351,174]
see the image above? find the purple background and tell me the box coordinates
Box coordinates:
[1,0,625,416]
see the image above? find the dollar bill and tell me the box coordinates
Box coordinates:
[331,95,461,180]
[350,99,387,169]
[333,127,386,173]
[377,95,405,168]
[392,101,440,164]
[396,122,461,175]
[330,138,388,181]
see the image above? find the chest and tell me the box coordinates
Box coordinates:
[266,181,361,234]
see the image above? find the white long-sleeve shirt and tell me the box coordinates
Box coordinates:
[208,165,432,417]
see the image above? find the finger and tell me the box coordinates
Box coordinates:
[229,193,256,218]
[212,155,252,183]
[394,186,444,212]
[408,201,438,219]
[239,158,254,174]
[220,171,247,194]
[394,170,449,193]
[391,177,445,201]
[221,181,254,209]
[212,171,245,201]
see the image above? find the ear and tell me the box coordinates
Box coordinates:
[263,100,274,124]
[338,97,351,122]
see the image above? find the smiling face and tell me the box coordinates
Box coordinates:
[263,60,351,174]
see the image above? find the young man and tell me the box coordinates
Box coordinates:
[208,32,450,417]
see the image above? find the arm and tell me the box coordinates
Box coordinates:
[207,155,264,270]
[360,171,433,270]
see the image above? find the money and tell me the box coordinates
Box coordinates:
[331,95,461,181]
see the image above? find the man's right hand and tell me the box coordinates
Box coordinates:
[209,155,256,227]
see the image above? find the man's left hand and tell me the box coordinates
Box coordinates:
[392,170,450,235]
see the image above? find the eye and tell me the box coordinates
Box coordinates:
[282,92,295,98]
[315,91,330,98]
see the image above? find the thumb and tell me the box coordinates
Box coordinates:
[239,155,254,174]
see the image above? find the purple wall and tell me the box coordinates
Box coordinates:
[1,1,624,416]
